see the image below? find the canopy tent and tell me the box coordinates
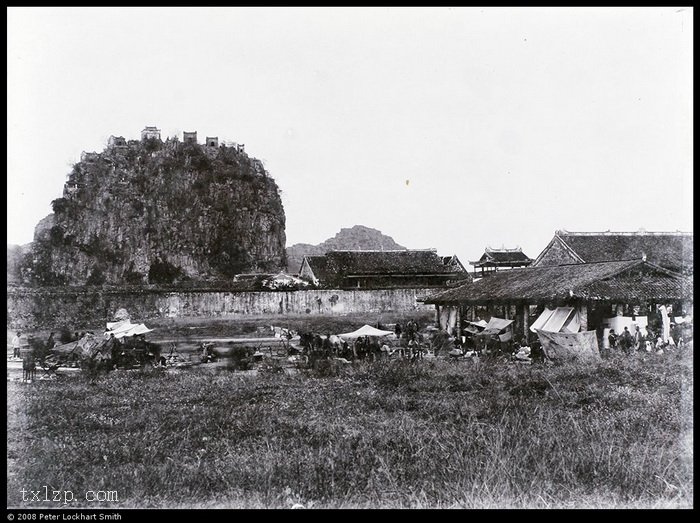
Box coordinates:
[104,320,153,339]
[464,319,488,336]
[485,317,513,331]
[338,325,395,339]
[530,307,580,334]
[498,331,513,342]
[107,319,128,331]
[478,317,514,336]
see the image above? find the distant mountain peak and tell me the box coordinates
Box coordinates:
[286,225,406,273]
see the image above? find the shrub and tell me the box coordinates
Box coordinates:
[148,257,184,284]
[210,242,252,278]
[51,198,69,214]
[309,358,346,377]
[123,269,144,284]
[86,267,106,286]
[258,358,285,375]
[225,346,254,371]
[49,225,65,246]
[141,137,162,153]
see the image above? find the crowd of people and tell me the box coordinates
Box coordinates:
[606,322,690,354]
[298,320,428,363]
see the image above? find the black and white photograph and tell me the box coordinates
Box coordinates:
[7,6,693,512]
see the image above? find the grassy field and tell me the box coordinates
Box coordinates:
[6,346,693,509]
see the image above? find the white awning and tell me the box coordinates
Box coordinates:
[484,317,513,332]
[530,308,555,333]
[105,321,153,339]
[531,307,580,334]
[338,325,395,339]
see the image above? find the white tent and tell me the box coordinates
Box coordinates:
[479,317,514,336]
[338,325,395,339]
[484,317,514,332]
[104,320,153,339]
[530,307,580,334]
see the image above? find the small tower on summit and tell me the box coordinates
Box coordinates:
[183,131,198,144]
[141,126,161,140]
[205,136,219,147]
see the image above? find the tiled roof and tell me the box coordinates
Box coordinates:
[424,259,687,304]
[303,250,468,286]
[546,231,693,273]
[304,255,333,283]
[325,250,461,276]
[471,248,533,266]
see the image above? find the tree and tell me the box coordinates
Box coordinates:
[211,241,252,278]
[148,256,184,284]
[86,267,106,286]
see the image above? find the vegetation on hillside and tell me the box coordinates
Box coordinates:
[17,137,286,286]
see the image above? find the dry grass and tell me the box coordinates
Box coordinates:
[6,346,693,509]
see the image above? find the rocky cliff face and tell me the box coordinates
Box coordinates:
[6,244,28,285]
[19,137,286,285]
[286,225,406,273]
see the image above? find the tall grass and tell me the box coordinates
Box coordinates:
[7,348,692,508]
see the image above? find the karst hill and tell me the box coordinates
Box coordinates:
[286,225,406,274]
[18,128,287,286]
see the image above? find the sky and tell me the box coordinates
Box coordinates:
[7,7,693,267]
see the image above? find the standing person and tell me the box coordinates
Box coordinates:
[22,350,36,382]
[106,333,119,368]
[12,331,22,359]
[394,322,402,339]
[405,321,414,341]
[355,337,364,360]
[45,332,56,351]
[619,327,633,354]
[607,329,618,351]
[409,320,419,339]
[633,325,643,351]
[670,323,682,347]
[407,338,415,360]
